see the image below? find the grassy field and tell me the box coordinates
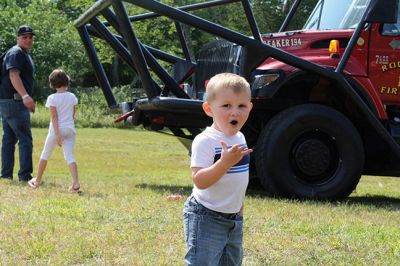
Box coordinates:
[0,128,399,265]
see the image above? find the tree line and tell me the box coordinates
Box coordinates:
[0,0,316,102]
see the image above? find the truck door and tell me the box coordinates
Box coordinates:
[369,1,400,105]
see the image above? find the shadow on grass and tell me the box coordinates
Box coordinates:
[246,180,400,210]
[343,195,400,210]
[135,184,271,204]
[136,182,271,198]
[136,183,192,195]
[135,182,400,210]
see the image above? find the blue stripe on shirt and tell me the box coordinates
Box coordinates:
[213,144,250,173]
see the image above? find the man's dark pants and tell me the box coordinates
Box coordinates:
[0,99,33,181]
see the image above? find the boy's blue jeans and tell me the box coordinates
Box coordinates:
[0,99,33,181]
[183,195,243,266]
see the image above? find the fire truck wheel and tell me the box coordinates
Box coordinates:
[255,104,364,200]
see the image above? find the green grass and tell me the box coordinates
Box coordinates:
[0,128,400,265]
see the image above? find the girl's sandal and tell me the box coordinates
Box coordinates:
[28,178,39,188]
[69,186,82,193]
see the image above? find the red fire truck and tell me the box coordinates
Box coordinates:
[75,0,400,200]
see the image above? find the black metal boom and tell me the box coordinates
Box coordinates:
[74,0,400,160]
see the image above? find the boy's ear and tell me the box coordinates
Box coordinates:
[249,102,253,111]
[202,102,213,117]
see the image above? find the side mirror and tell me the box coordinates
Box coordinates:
[366,0,398,24]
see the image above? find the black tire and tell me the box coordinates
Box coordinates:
[255,104,364,200]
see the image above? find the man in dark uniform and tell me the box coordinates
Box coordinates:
[0,25,36,182]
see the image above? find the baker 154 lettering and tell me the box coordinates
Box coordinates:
[264,38,302,48]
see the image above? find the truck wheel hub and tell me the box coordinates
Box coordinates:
[291,132,338,184]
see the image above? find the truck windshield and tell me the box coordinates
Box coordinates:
[303,0,371,30]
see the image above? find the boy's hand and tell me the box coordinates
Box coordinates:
[192,141,253,189]
[220,141,252,169]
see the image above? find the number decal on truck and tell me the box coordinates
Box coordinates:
[376,55,389,65]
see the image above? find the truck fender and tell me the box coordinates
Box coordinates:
[252,70,318,99]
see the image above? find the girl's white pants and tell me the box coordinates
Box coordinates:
[40,127,76,164]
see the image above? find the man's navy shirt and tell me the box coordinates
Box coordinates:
[0,45,34,99]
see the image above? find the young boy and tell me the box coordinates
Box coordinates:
[28,69,80,192]
[183,73,253,265]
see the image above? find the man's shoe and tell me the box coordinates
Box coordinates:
[0,176,13,180]
[19,175,33,182]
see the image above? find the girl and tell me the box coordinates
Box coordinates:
[28,69,80,192]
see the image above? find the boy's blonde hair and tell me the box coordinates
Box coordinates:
[205,73,251,102]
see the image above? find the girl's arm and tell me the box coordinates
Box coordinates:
[73,105,76,120]
[50,106,62,146]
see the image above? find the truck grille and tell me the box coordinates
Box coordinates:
[194,40,241,99]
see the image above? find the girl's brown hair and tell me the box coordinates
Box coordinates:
[49,69,70,89]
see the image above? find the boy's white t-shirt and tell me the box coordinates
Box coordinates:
[46,91,78,131]
[191,126,250,213]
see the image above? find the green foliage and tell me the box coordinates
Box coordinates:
[0,128,399,264]
[253,0,289,33]
[0,0,317,106]
[31,102,120,129]
[30,103,51,128]
[284,0,319,31]
[51,0,94,21]
[0,0,92,101]
[31,85,142,128]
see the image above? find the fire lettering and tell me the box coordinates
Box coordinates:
[381,86,399,95]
